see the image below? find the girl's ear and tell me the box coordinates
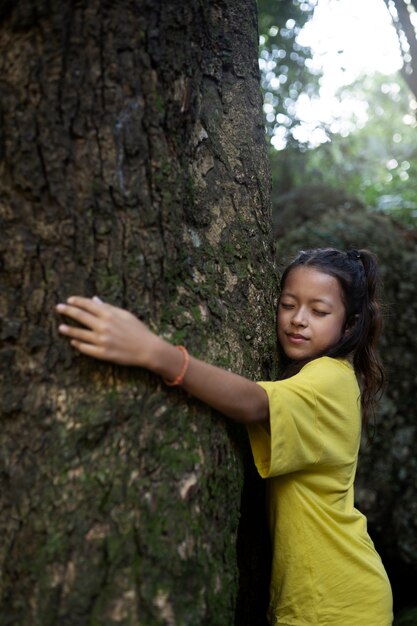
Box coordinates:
[344,314,359,336]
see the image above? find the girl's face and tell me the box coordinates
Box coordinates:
[278,266,347,361]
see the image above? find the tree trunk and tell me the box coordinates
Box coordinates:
[383,0,417,99]
[0,1,275,625]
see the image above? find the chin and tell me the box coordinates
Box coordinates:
[284,348,318,361]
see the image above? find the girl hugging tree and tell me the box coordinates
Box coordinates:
[57,247,393,626]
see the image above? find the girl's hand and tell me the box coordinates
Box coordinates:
[56,296,158,367]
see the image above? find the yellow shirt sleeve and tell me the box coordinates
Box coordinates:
[248,374,322,477]
[247,358,361,478]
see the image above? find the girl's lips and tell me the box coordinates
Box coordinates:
[286,333,309,343]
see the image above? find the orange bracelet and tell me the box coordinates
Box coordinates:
[163,346,189,386]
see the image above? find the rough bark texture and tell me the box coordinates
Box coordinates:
[0,2,276,624]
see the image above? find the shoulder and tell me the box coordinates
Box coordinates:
[257,358,357,398]
[299,357,360,403]
[295,356,358,394]
[301,356,354,379]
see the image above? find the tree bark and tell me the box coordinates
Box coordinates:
[383,0,417,99]
[0,1,275,625]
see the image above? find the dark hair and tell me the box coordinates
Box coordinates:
[278,248,385,430]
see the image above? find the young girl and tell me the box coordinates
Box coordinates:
[56,247,393,626]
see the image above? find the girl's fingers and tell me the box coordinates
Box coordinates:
[70,339,108,361]
[56,296,145,365]
[66,296,105,314]
[58,323,97,344]
[56,298,105,329]
[57,296,104,315]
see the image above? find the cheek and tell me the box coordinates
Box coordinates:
[331,318,345,340]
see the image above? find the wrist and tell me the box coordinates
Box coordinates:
[148,337,190,385]
[163,346,189,386]
[139,334,166,372]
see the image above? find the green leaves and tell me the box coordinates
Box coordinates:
[258,0,320,148]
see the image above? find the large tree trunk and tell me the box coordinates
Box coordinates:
[0,1,275,625]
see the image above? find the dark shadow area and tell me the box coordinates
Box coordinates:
[370,527,417,618]
[385,555,417,616]
[234,437,271,626]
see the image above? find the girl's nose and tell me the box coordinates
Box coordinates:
[291,309,307,327]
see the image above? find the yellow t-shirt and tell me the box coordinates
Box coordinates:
[247,357,393,626]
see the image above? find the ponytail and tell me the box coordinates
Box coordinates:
[351,250,385,430]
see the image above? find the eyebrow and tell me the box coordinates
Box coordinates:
[281,292,333,307]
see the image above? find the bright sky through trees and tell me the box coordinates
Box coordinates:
[274,0,404,148]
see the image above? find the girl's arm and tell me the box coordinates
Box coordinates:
[56,297,269,425]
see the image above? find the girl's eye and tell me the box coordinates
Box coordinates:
[313,310,329,317]
[280,302,294,310]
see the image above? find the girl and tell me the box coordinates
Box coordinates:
[56,247,393,626]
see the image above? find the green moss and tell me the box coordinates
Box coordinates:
[154,92,165,115]
[185,175,196,207]
[94,267,123,297]
[190,305,202,322]
[170,328,188,344]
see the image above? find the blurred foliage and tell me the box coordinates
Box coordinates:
[268,72,417,229]
[258,0,320,147]
[257,1,417,230]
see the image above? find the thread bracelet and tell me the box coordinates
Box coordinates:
[163,345,189,387]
